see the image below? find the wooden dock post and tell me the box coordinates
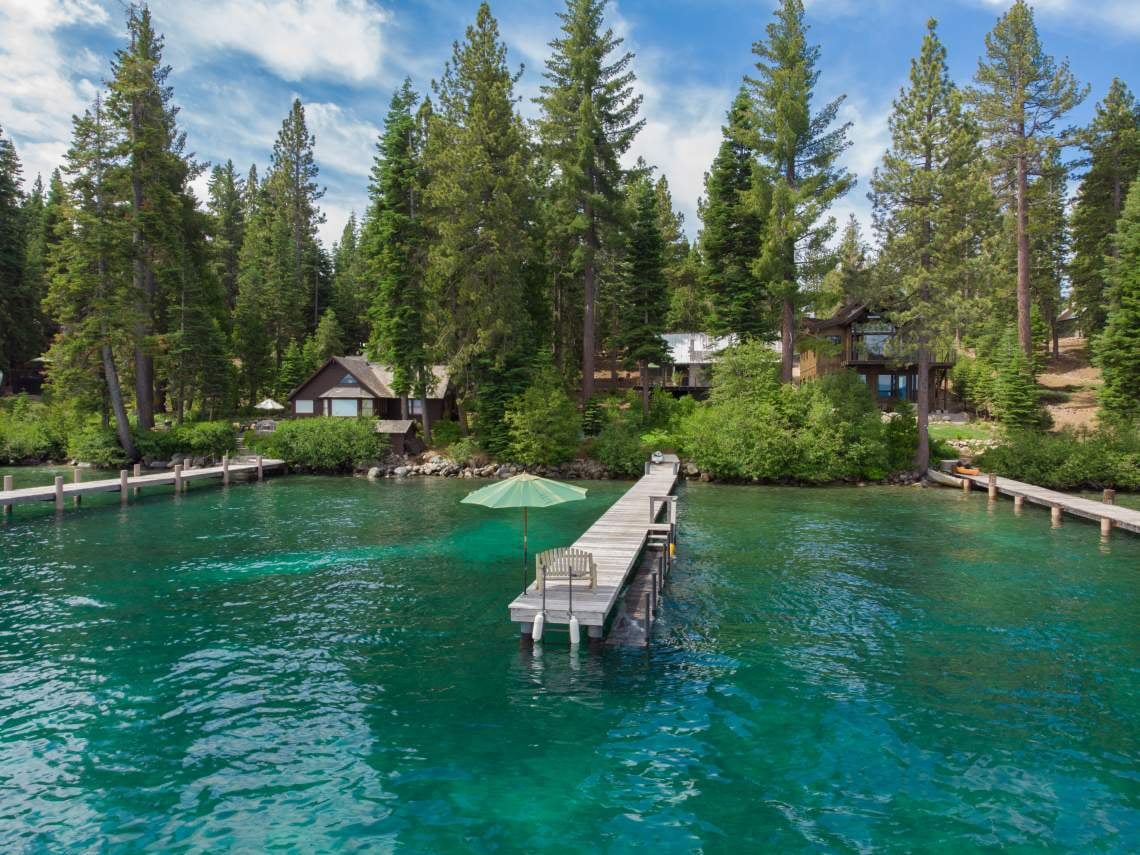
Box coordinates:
[119,470,129,504]
[133,463,141,496]
[174,463,183,494]
[1101,516,1112,538]
[987,472,997,500]
[2,474,11,516]
[54,475,64,511]
[962,476,971,493]
[1014,495,1024,513]
[1051,505,1062,528]
[222,454,230,486]
[72,467,82,506]
[1103,489,1116,505]
[257,455,264,482]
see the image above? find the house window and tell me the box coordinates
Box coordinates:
[338,373,359,385]
[295,399,314,414]
[330,399,357,417]
[826,335,842,346]
[897,374,909,400]
[409,399,424,416]
[877,374,892,398]
[361,399,374,417]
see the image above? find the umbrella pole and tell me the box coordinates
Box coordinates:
[522,506,528,597]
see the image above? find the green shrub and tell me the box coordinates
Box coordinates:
[260,418,381,472]
[0,396,79,463]
[135,421,236,460]
[68,424,129,468]
[593,415,647,477]
[430,419,463,448]
[978,427,1140,490]
[504,366,581,466]
[448,436,487,466]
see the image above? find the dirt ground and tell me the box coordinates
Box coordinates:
[1038,337,1102,430]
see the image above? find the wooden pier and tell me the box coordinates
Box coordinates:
[510,455,680,641]
[1,456,284,515]
[927,468,1140,536]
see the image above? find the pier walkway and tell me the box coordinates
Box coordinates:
[927,468,1140,535]
[2,457,285,514]
[509,455,680,639]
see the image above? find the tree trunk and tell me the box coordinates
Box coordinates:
[421,394,432,445]
[400,394,408,420]
[1016,152,1033,358]
[914,346,930,473]
[582,254,596,401]
[103,344,137,461]
[780,296,795,383]
[130,96,154,431]
[639,359,650,417]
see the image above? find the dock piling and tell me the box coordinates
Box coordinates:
[119,470,129,504]
[133,463,141,496]
[1051,506,1062,528]
[2,474,11,516]
[257,456,264,482]
[1103,489,1115,505]
[1101,517,1112,537]
[54,476,64,511]
[988,472,997,500]
[174,463,183,494]
[73,467,82,506]
[962,476,971,493]
[222,454,230,486]
[1014,495,1024,513]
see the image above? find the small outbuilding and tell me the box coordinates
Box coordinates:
[375,419,424,455]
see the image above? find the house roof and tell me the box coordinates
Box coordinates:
[375,419,416,434]
[803,303,870,332]
[287,356,452,402]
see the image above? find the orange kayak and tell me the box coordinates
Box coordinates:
[953,465,981,476]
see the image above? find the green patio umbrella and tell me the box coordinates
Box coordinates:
[461,474,588,596]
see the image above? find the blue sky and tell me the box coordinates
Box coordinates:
[1,0,1137,248]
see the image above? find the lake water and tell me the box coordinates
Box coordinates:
[2,475,1137,851]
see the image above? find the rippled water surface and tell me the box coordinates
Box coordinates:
[2,476,1138,851]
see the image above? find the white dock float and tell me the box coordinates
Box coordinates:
[509,455,680,637]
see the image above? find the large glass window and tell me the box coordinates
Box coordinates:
[409,399,424,416]
[877,374,892,398]
[330,399,357,417]
[897,374,909,400]
[295,399,314,414]
[361,399,374,417]
[338,373,359,385]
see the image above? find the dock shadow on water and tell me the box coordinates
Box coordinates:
[1,476,1137,850]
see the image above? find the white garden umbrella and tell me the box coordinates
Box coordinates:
[254,398,285,411]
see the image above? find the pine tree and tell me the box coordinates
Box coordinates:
[1027,144,1067,357]
[536,0,644,398]
[277,339,308,398]
[0,125,29,378]
[746,0,853,381]
[365,80,431,424]
[666,245,710,331]
[331,214,368,348]
[1070,79,1140,335]
[312,308,344,363]
[870,18,999,470]
[1095,180,1140,425]
[818,215,870,314]
[617,175,670,415]
[426,3,539,441]
[992,327,1049,429]
[970,0,1087,359]
[268,98,325,332]
[45,96,137,458]
[700,88,768,338]
[20,171,62,361]
[106,3,192,429]
[233,183,276,405]
[206,159,245,312]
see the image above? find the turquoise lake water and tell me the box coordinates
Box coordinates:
[1,475,1138,851]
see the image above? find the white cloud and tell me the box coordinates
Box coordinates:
[0,0,109,185]
[154,0,391,84]
[305,101,380,179]
[967,0,1140,38]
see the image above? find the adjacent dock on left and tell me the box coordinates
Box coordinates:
[1,456,285,515]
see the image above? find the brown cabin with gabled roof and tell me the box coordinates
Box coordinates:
[286,356,454,426]
[801,304,956,410]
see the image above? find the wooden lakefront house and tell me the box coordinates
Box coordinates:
[286,356,454,424]
[801,304,955,409]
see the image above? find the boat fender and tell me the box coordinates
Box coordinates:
[569,615,580,646]
[532,612,545,642]
[669,542,676,558]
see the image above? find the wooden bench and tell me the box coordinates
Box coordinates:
[535,547,597,591]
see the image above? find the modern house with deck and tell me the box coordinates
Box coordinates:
[286,356,454,424]
[801,304,955,410]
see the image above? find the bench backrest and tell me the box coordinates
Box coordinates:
[535,547,597,590]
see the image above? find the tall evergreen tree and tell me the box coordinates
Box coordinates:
[106,3,191,429]
[365,80,431,425]
[426,3,539,442]
[969,0,1087,359]
[1095,179,1140,425]
[0,126,29,379]
[206,159,245,311]
[536,0,644,398]
[617,175,670,415]
[20,172,62,360]
[45,96,137,458]
[233,182,278,405]
[701,88,768,337]
[871,19,998,470]
[746,0,853,382]
[1027,144,1067,357]
[330,214,368,348]
[1070,79,1140,335]
[817,215,870,314]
